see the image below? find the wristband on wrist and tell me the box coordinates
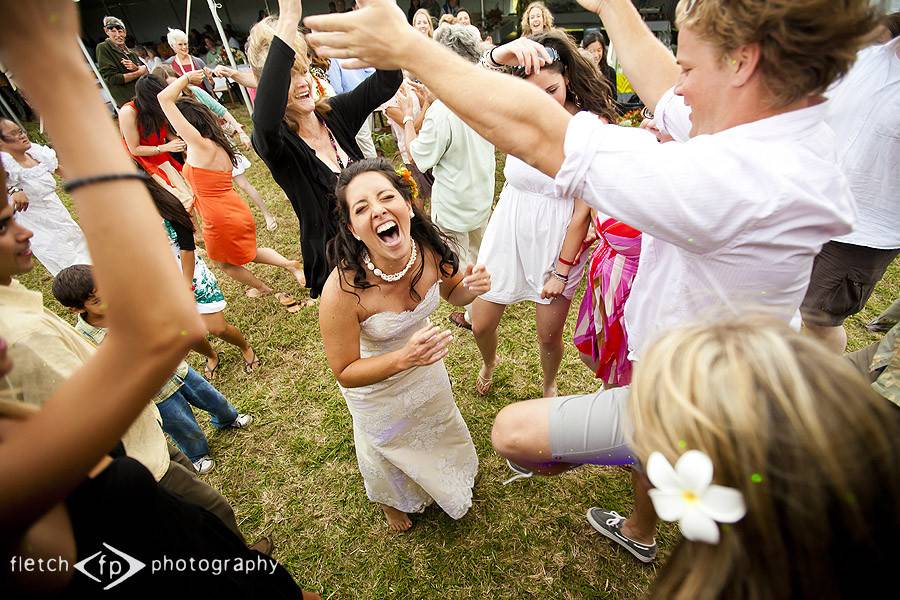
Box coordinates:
[489,45,502,67]
[550,267,568,283]
[403,115,414,125]
[558,255,577,267]
[62,172,149,194]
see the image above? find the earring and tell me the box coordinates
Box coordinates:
[352,233,361,240]
[568,86,583,108]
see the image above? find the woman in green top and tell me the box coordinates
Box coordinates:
[154,65,278,231]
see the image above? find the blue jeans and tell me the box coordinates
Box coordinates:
[157,367,239,462]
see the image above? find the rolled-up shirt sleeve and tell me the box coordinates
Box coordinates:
[554,112,766,254]
[409,107,450,172]
[654,86,692,143]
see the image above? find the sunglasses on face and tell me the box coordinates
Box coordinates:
[106,26,125,32]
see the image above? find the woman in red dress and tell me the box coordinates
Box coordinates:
[119,75,192,203]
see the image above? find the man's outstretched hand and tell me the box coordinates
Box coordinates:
[305,0,417,71]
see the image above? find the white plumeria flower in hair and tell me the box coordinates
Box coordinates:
[646,450,746,544]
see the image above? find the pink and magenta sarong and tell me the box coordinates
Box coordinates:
[573,215,642,387]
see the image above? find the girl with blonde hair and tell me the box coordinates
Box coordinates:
[412,8,435,38]
[627,316,900,598]
[520,1,553,36]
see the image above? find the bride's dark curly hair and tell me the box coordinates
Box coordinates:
[327,158,459,302]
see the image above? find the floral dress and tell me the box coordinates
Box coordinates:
[163,219,226,314]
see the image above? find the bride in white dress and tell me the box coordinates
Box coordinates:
[319,158,491,531]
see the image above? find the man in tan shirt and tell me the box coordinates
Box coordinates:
[0,209,242,540]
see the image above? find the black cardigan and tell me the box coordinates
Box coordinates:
[252,36,402,298]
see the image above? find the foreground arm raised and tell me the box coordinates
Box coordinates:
[0,0,205,534]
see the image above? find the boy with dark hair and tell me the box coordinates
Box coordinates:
[53,264,252,474]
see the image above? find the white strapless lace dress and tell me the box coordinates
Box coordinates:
[338,282,478,519]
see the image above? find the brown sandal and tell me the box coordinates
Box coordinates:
[448,311,472,331]
[285,298,316,314]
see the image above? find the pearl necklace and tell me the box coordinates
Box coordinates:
[363,242,417,282]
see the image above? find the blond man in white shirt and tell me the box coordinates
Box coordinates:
[306,0,876,561]
[800,34,900,354]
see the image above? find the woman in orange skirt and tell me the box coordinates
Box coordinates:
[158,73,305,311]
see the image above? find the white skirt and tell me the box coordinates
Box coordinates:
[231,153,252,177]
[478,183,587,305]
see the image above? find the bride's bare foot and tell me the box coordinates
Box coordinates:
[288,261,306,287]
[379,504,412,532]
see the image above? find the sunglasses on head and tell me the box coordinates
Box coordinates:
[106,25,125,31]
[512,45,560,78]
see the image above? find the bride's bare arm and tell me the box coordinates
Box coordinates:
[319,269,453,388]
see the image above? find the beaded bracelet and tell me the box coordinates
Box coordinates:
[62,172,149,194]
[550,267,568,283]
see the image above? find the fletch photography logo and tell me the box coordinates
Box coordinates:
[9,545,279,591]
[74,543,146,590]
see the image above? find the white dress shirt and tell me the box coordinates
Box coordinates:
[828,38,900,249]
[555,96,855,359]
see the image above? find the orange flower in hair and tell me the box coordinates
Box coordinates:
[396,166,419,203]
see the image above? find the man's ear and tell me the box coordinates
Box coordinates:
[730,42,761,88]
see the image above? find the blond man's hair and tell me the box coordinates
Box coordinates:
[630,315,900,598]
[675,0,877,107]
[520,1,553,37]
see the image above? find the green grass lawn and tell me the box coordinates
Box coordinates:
[18,107,898,599]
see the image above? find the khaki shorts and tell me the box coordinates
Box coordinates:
[801,241,900,327]
[548,386,636,466]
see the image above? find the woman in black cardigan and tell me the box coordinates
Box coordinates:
[249,0,402,299]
